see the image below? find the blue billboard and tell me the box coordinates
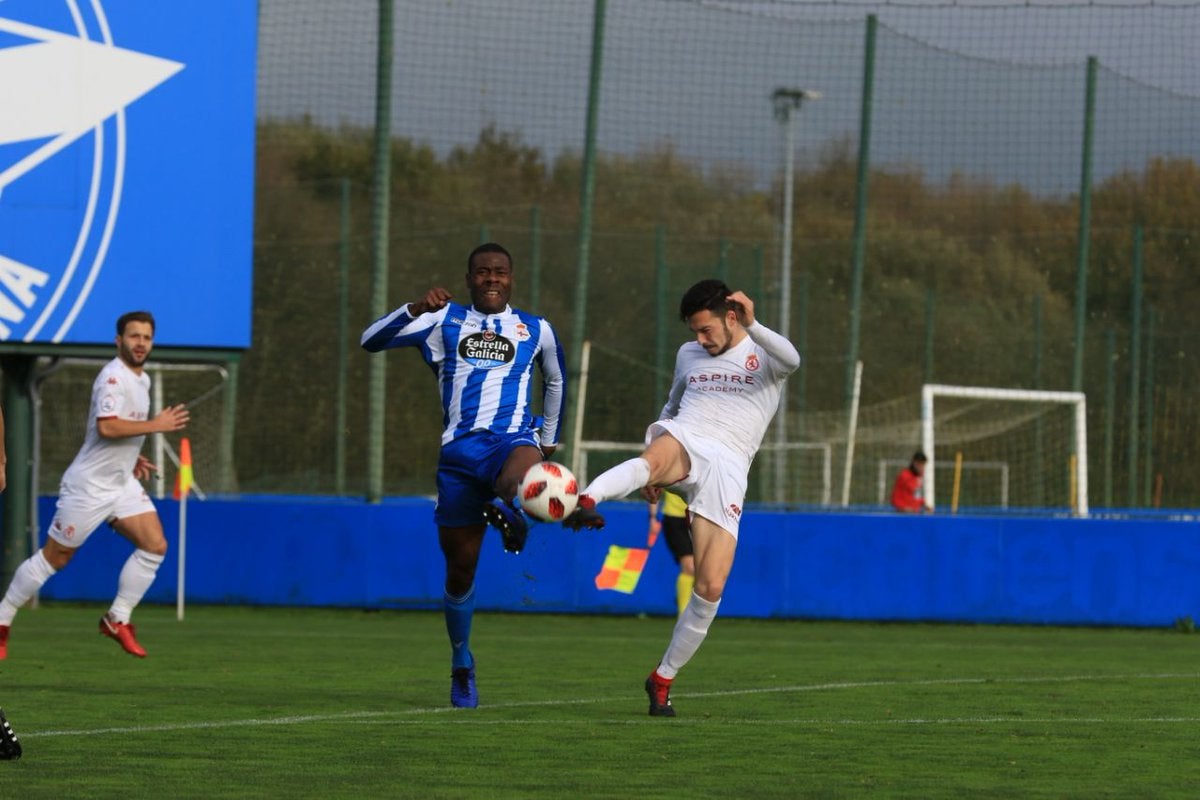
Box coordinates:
[0,1,255,348]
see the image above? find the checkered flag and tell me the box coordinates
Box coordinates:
[0,708,21,760]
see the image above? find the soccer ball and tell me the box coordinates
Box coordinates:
[518,461,579,522]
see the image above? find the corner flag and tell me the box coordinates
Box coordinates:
[594,545,650,594]
[173,437,194,499]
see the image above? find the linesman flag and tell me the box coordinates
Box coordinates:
[594,545,650,594]
[173,437,194,499]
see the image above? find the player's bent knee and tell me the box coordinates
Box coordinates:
[43,543,77,571]
[692,580,725,603]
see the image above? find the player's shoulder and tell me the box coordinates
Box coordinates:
[510,306,549,326]
[509,307,558,339]
[438,301,469,322]
[95,357,128,384]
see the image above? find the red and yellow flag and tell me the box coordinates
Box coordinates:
[594,545,650,594]
[173,437,194,499]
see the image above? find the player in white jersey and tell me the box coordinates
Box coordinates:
[563,279,800,716]
[0,311,189,660]
[0,408,18,760]
[361,243,567,709]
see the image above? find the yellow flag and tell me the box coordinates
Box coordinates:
[173,437,194,499]
[594,546,650,594]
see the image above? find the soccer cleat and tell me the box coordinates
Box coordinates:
[0,708,20,760]
[483,498,529,554]
[99,614,147,658]
[562,494,605,531]
[645,670,676,717]
[0,625,8,660]
[451,666,479,708]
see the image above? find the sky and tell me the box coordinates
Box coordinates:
[256,0,1200,196]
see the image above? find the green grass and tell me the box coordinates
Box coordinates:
[1,604,1198,799]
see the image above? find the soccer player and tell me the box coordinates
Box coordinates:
[890,450,928,513]
[0,311,189,660]
[563,279,799,717]
[360,242,567,709]
[0,410,17,760]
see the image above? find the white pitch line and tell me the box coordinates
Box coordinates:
[21,671,1200,739]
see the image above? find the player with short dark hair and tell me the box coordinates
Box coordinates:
[0,311,189,660]
[361,242,567,709]
[891,450,928,513]
[563,279,800,716]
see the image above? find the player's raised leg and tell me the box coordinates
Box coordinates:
[565,433,691,531]
[482,443,543,554]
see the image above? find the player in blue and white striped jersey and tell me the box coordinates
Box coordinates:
[361,242,567,708]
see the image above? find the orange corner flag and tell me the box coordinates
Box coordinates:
[173,437,194,500]
[594,545,650,594]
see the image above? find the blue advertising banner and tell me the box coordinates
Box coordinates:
[0,1,255,348]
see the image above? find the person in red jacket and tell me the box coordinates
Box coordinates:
[891,451,928,513]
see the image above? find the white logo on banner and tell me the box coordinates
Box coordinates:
[0,3,183,341]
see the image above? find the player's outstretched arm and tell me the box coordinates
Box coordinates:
[97,404,189,440]
[408,286,453,316]
[361,286,452,352]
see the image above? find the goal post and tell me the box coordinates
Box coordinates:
[921,384,1087,515]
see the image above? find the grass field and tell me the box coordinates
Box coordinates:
[0,603,1197,798]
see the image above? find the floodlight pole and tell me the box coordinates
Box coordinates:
[771,87,820,503]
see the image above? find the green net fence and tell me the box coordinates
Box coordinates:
[36,0,1199,509]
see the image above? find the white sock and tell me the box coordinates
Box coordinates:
[657,591,720,679]
[0,551,57,626]
[108,550,165,623]
[584,457,651,504]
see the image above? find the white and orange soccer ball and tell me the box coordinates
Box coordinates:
[518,461,579,522]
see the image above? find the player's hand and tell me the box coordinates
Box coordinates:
[410,287,453,316]
[640,485,662,504]
[154,404,189,433]
[133,454,158,482]
[726,290,756,327]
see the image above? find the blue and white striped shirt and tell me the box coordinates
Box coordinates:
[361,302,567,446]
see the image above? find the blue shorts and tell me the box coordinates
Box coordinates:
[435,430,540,527]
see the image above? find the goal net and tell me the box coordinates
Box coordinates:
[921,383,1088,515]
[33,358,234,504]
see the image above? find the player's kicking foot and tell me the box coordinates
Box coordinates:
[0,708,21,760]
[645,670,676,717]
[451,666,479,708]
[0,625,9,660]
[562,495,605,531]
[483,498,529,554]
[99,614,147,658]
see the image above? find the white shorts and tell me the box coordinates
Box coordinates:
[646,419,749,539]
[47,477,156,548]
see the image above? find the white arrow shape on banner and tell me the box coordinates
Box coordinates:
[0,16,184,190]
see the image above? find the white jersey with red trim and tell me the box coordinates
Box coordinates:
[660,321,800,464]
[61,357,151,495]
